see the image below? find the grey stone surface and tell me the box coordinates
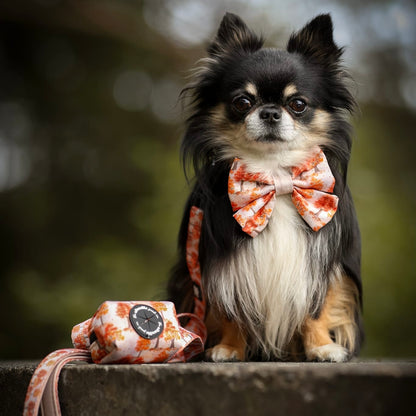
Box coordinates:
[1,360,415,416]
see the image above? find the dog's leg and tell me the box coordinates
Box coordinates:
[205,318,246,362]
[302,275,360,362]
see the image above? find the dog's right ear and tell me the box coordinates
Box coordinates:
[208,13,264,57]
[287,14,342,65]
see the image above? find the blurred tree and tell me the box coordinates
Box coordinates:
[0,0,199,358]
[350,105,416,357]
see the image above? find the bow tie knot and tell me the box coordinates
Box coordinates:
[228,148,339,237]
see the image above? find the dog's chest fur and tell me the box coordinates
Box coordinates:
[207,191,334,358]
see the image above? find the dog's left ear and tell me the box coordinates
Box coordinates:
[208,13,264,57]
[287,14,343,64]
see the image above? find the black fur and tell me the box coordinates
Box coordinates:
[169,13,363,358]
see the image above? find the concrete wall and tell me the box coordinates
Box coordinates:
[1,360,415,415]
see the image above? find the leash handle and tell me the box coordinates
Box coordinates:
[23,349,91,416]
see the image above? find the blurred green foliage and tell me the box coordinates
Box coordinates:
[350,106,416,357]
[0,0,414,359]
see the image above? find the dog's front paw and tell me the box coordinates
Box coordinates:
[305,343,349,362]
[205,344,245,362]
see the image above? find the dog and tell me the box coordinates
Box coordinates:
[168,12,363,362]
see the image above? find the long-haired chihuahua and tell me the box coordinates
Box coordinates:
[168,13,363,362]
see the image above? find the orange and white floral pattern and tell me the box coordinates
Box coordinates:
[228,147,339,236]
[24,300,205,415]
[184,206,207,343]
[71,301,204,364]
[23,348,91,416]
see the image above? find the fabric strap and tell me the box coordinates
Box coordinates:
[24,349,91,416]
[184,206,207,342]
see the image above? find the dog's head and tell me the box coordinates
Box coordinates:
[182,13,355,172]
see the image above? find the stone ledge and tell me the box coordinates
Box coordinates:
[1,360,415,416]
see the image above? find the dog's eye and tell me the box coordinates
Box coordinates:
[232,96,252,113]
[288,99,307,114]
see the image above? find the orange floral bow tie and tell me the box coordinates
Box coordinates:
[228,148,339,237]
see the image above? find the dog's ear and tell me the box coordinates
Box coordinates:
[287,14,343,64]
[208,13,264,57]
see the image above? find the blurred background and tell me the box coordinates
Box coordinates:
[0,0,414,359]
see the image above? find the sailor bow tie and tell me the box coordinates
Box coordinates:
[228,148,339,237]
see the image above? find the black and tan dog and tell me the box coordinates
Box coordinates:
[169,13,363,362]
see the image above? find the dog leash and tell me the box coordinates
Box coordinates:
[183,206,207,340]
[23,206,206,416]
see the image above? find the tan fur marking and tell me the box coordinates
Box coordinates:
[206,317,246,361]
[283,84,298,98]
[327,276,360,351]
[310,109,332,132]
[210,104,228,127]
[245,82,257,96]
[302,275,359,355]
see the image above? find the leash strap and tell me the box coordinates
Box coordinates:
[184,206,207,342]
[23,349,91,416]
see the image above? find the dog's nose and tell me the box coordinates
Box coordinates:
[259,106,281,123]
